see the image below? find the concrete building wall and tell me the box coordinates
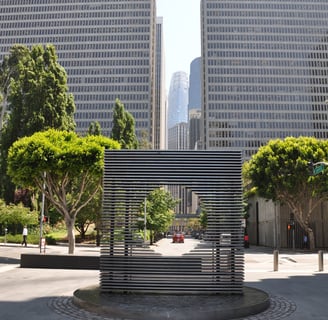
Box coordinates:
[247,196,328,249]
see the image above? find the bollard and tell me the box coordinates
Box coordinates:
[318,250,324,272]
[273,250,279,271]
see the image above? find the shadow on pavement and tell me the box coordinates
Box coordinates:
[0,257,20,264]
[245,272,328,319]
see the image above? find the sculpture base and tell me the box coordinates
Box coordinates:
[73,285,270,320]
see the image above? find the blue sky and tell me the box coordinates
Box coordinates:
[156,0,201,88]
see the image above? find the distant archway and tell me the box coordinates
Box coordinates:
[100,150,243,294]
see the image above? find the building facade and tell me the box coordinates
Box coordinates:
[201,0,328,159]
[167,122,189,150]
[0,0,160,146]
[247,196,328,249]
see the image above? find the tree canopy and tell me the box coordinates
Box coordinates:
[111,98,138,149]
[0,44,76,203]
[141,188,179,244]
[243,136,328,249]
[0,199,38,229]
[7,129,120,253]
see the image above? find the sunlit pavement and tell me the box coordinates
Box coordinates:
[0,240,327,319]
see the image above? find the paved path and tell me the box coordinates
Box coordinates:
[0,240,327,319]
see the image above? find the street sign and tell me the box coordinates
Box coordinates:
[314,164,325,175]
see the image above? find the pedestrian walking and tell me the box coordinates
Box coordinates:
[22,226,28,247]
[303,234,308,249]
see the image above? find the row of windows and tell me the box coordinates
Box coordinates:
[77,119,150,130]
[69,76,149,84]
[1,6,151,17]
[205,1,328,11]
[206,6,328,18]
[205,17,328,27]
[207,94,312,102]
[206,32,326,42]
[71,85,150,93]
[208,112,322,121]
[2,0,151,8]
[76,101,150,110]
[207,41,328,52]
[208,76,310,84]
[1,28,150,40]
[1,13,151,24]
[6,38,150,52]
[58,51,150,60]
[206,103,326,111]
[55,43,150,54]
[207,128,310,141]
[73,93,150,101]
[207,85,327,93]
[208,120,312,130]
[207,36,327,46]
[74,110,148,120]
[66,67,149,76]
[207,58,327,67]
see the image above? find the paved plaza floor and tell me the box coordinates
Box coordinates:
[0,239,327,319]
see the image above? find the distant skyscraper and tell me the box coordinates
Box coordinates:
[155,17,167,150]
[167,71,189,129]
[188,57,202,150]
[0,0,159,147]
[201,0,328,159]
[188,57,202,111]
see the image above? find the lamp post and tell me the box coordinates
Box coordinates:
[144,197,147,244]
[39,172,46,253]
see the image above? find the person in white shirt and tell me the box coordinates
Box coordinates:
[21,226,28,247]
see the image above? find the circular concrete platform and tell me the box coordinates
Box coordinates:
[73,286,270,320]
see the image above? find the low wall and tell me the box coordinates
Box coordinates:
[21,254,99,269]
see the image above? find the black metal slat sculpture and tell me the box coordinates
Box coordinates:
[100,150,244,294]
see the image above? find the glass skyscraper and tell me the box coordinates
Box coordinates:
[167,71,189,129]
[0,0,159,146]
[201,0,328,158]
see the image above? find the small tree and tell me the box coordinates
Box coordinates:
[88,121,101,136]
[140,188,179,244]
[0,199,38,234]
[243,136,328,250]
[111,98,138,149]
[7,129,120,254]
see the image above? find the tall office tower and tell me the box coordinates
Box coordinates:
[0,0,157,145]
[188,57,202,149]
[154,17,167,150]
[201,0,328,159]
[167,71,189,129]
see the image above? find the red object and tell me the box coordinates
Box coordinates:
[172,233,184,243]
[244,235,249,241]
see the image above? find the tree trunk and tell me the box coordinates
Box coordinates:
[65,216,75,254]
[307,227,315,250]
